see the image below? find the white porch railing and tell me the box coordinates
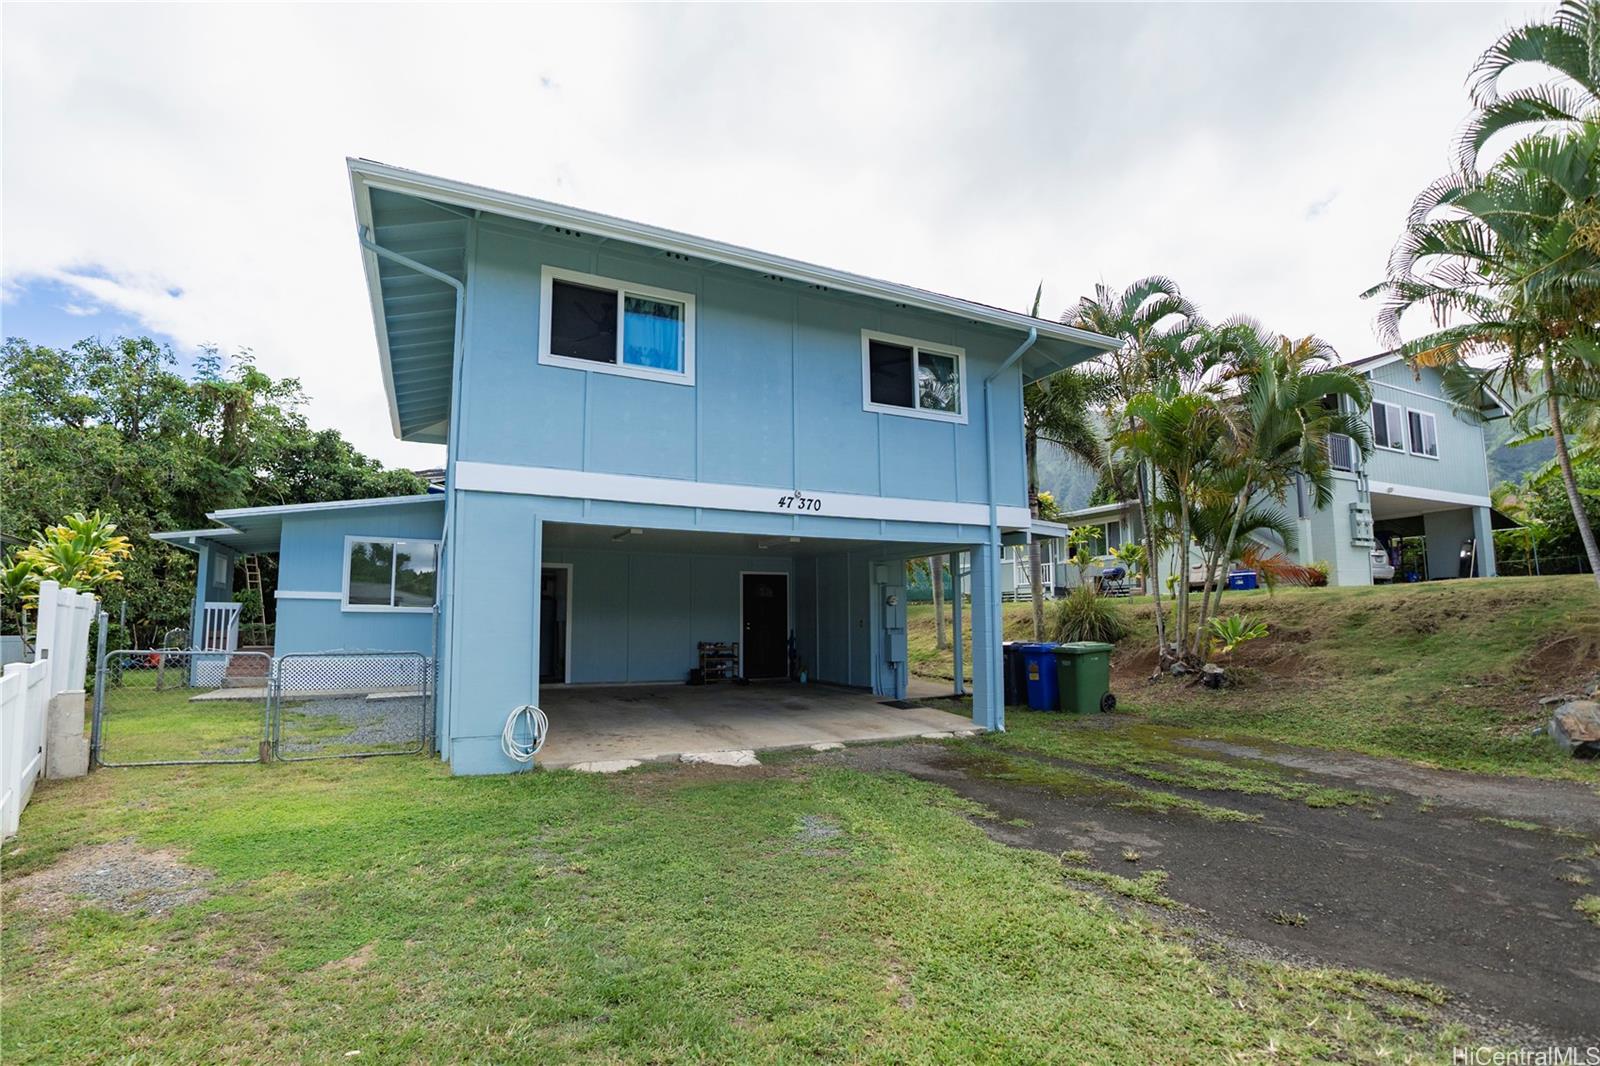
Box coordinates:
[2,580,97,837]
[200,602,242,652]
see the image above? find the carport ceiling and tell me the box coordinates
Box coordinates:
[541,522,954,558]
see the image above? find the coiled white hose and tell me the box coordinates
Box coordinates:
[501,703,549,763]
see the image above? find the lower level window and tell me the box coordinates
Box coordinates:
[345,538,439,610]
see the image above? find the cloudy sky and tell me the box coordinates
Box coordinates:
[2,2,1536,468]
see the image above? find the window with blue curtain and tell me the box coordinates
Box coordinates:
[622,295,684,372]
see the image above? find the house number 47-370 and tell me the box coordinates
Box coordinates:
[777,494,822,512]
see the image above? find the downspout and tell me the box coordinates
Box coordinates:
[982,327,1037,723]
[357,225,469,753]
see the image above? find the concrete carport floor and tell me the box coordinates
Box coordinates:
[535,682,973,768]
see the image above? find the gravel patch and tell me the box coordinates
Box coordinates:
[11,840,211,916]
[277,694,427,755]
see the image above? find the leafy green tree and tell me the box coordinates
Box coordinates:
[1,336,427,644]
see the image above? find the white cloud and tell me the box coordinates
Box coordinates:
[1,2,1532,466]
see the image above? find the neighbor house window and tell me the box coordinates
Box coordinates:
[1407,409,1439,458]
[861,330,967,422]
[1371,400,1405,451]
[539,266,695,384]
[344,537,439,611]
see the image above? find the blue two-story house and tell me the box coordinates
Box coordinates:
[155,159,1118,774]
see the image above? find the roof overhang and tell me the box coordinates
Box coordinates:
[348,159,1121,443]
[1348,352,1513,420]
[151,495,444,556]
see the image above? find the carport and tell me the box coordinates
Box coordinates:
[536,682,973,768]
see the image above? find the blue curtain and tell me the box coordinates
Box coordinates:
[622,296,683,371]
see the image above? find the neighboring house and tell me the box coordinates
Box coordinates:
[154,159,1118,774]
[1055,352,1513,588]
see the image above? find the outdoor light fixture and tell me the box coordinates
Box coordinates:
[757,536,802,550]
[611,528,644,542]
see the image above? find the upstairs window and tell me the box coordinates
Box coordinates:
[540,266,695,384]
[1407,409,1439,458]
[344,537,439,612]
[1371,400,1405,451]
[862,330,966,422]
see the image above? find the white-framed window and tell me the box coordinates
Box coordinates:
[538,265,695,385]
[1406,409,1439,459]
[342,536,440,612]
[1371,400,1405,451]
[860,330,967,423]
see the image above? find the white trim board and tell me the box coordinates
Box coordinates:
[454,461,1032,529]
[275,590,342,601]
[1366,482,1490,508]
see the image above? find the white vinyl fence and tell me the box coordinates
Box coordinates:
[1,580,97,837]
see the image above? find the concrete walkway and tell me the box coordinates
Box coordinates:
[536,682,973,769]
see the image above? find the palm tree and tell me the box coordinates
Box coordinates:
[1457,0,1600,171]
[1115,382,1224,658]
[1193,323,1372,651]
[1067,278,1206,663]
[1366,123,1600,588]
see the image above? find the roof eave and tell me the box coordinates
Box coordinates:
[346,158,1122,355]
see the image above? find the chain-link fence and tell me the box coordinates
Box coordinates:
[91,649,432,767]
[92,649,273,767]
[272,652,431,761]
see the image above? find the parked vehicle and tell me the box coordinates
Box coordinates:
[1370,547,1395,583]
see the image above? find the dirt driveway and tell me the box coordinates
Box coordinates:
[839,735,1600,1045]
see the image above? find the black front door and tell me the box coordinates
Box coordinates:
[741,573,788,680]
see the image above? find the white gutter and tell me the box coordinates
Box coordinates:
[979,327,1037,727]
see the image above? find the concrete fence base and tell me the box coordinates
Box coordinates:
[46,691,88,780]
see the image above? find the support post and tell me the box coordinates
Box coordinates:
[951,551,965,698]
[969,540,1003,732]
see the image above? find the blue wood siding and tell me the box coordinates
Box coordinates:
[457,219,1027,509]
[273,503,443,658]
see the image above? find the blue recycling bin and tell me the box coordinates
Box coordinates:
[1226,570,1258,591]
[1021,643,1061,711]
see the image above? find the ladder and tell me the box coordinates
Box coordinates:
[241,555,267,624]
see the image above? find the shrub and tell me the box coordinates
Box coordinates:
[1049,585,1130,644]
[1207,614,1269,657]
[1307,561,1331,587]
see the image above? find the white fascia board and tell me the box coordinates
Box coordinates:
[149,528,246,551]
[347,159,1122,354]
[1366,481,1491,508]
[455,461,1032,530]
[1061,499,1138,521]
[207,494,442,522]
[348,174,406,440]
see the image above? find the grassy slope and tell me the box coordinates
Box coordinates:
[4,758,1460,1063]
[909,575,1600,780]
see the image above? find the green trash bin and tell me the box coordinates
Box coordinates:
[1053,642,1117,713]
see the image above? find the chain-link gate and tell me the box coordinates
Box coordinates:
[92,649,273,767]
[271,652,431,760]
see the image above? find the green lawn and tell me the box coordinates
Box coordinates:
[4,755,1462,1063]
[910,575,1600,781]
